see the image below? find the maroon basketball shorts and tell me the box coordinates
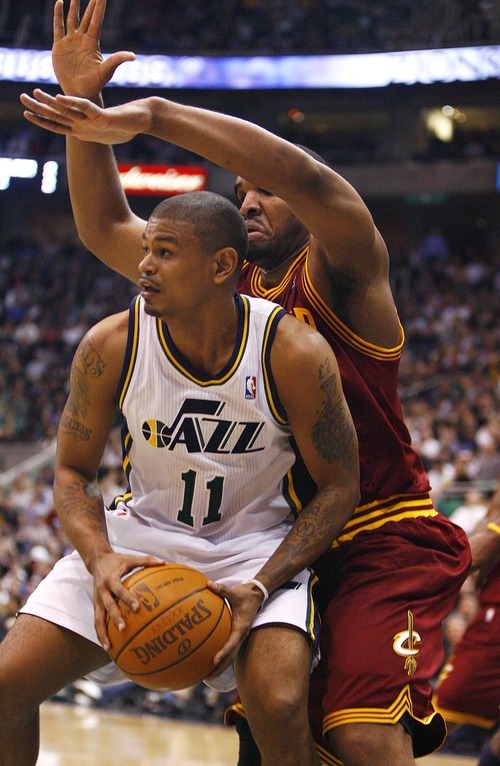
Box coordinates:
[308,514,471,760]
[434,562,500,728]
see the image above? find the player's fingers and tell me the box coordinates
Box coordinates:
[53,0,65,42]
[65,0,80,34]
[28,89,84,122]
[22,110,70,135]
[21,91,59,116]
[211,615,251,669]
[211,632,244,671]
[94,598,116,652]
[78,0,97,35]
[112,556,165,610]
[87,0,108,39]
[21,92,83,128]
[100,51,136,84]
[53,93,103,119]
[206,656,233,680]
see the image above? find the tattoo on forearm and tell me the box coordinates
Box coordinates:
[257,487,341,585]
[59,478,106,538]
[60,412,92,442]
[312,360,355,470]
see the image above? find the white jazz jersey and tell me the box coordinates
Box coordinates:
[20,294,320,676]
[112,294,309,551]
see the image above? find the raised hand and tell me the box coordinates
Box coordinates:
[52,0,135,99]
[20,90,152,144]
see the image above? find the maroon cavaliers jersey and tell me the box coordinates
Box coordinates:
[237,248,435,545]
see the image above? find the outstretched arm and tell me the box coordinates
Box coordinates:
[49,0,145,280]
[54,312,163,649]
[21,90,398,341]
[23,92,377,274]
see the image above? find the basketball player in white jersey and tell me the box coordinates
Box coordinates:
[0,191,360,766]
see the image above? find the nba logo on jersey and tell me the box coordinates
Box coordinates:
[245,376,257,399]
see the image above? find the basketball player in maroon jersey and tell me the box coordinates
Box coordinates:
[19,1,471,763]
[434,488,500,766]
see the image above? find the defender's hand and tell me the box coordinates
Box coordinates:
[52,0,135,99]
[20,90,152,143]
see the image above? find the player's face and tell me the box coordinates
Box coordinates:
[234,178,309,269]
[138,215,213,318]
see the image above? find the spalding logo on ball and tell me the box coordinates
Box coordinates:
[106,563,232,691]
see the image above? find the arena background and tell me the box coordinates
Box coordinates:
[0,1,498,763]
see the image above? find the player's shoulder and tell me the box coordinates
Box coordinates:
[78,309,129,364]
[274,310,331,364]
[243,293,330,359]
[244,293,282,316]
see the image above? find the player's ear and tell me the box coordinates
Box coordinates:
[212,247,239,284]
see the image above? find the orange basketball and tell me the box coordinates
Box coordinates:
[106,563,232,691]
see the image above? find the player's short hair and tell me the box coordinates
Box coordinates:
[151,191,248,268]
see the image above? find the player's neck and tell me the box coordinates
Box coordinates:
[259,246,307,289]
[166,298,239,376]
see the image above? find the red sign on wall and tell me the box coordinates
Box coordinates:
[117,163,208,196]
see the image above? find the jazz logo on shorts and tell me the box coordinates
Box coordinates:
[245,375,257,399]
[393,610,421,676]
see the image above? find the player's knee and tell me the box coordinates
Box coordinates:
[255,683,306,728]
[328,722,414,766]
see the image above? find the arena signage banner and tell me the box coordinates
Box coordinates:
[117,163,207,196]
[1,46,498,89]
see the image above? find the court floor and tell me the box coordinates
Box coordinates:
[38,702,478,766]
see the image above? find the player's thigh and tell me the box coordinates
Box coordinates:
[0,614,109,708]
[236,625,312,715]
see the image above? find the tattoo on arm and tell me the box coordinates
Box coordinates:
[255,487,341,585]
[311,359,356,470]
[60,412,92,442]
[64,335,109,428]
[76,336,109,379]
[59,478,107,538]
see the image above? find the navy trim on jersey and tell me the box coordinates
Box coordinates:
[155,293,249,386]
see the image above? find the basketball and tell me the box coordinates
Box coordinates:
[106,563,233,691]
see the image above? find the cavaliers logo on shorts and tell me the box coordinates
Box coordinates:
[393,611,421,676]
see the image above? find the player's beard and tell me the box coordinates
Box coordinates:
[246,218,309,269]
[245,239,275,268]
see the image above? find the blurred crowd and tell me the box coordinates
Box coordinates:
[0,235,136,441]
[0,214,498,727]
[1,0,498,55]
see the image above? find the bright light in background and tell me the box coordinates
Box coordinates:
[288,107,305,123]
[0,157,37,189]
[0,157,59,191]
[41,161,58,194]
[442,105,467,123]
[426,109,454,141]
